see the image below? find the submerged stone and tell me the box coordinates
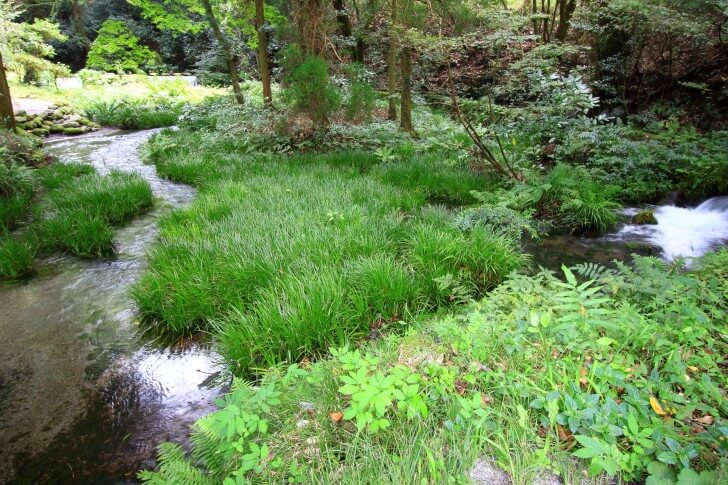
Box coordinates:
[632,210,657,225]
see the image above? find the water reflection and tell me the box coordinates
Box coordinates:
[0,129,224,483]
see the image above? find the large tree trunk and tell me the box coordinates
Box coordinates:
[387,0,398,121]
[200,0,244,105]
[255,0,272,106]
[294,0,327,56]
[399,46,413,132]
[0,52,15,132]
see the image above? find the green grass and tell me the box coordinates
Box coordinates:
[33,171,153,256]
[35,162,95,190]
[0,161,154,278]
[133,130,518,374]
[84,99,183,129]
[140,251,728,484]
[0,236,35,279]
[0,162,34,232]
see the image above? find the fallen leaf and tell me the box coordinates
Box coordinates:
[329,412,343,423]
[649,396,667,416]
[557,424,574,442]
[454,380,467,396]
[696,415,714,425]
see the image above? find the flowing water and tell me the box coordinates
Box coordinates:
[532,196,728,269]
[0,129,225,484]
[1,128,726,483]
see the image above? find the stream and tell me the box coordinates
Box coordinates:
[532,197,728,269]
[1,129,726,483]
[0,129,225,484]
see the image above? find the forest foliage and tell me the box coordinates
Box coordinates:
[1,0,727,482]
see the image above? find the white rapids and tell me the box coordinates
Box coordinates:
[613,196,728,260]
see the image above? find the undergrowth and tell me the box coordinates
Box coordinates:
[139,250,728,484]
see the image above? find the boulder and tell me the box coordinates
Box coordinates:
[631,210,658,225]
[63,127,85,135]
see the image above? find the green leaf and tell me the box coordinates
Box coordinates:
[657,451,678,465]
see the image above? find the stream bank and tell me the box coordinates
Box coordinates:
[0,129,225,483]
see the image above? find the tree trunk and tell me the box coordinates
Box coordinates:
[332,0,352,38]
[399,46,413,132]
[200,0,244,105]
[255,0,272,106]
[387,0,398,121]
[294,0,326,56]
[354,38,365,63]
[555,0,577,41]
[0,52,15,132]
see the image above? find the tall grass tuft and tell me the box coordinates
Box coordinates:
[408,224,527,304]
[85,100,182,129]
[34,170,153,257]
[0,236,35,279]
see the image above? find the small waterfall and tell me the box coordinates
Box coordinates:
[613,196,728,260]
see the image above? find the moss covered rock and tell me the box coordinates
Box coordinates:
[63,127,85,135]
[632,210,658,225]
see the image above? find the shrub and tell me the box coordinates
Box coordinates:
[86,20,160,73]
[343,63,376,122]
[283,50,341,126]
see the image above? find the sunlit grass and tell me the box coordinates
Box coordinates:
[133,132,522,374]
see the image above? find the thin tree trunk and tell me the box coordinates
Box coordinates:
[333,0,352,38]
[200,0,244,105]
[255,0,272,106]
[354,38,365,63]
[0,52,15,132]
[387,0,398,121]
[555,0,577,41]
[399,46,413,132]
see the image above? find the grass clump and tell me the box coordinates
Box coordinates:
[0,236,35,279]
[408,224,527,304]
[35,162,95,190]
[34,171,153,256]
[0,162,34,232]
[134,132,520,372]
[139,251,728,484]
[84,99,183,129]
[0,160,153,277]
[632,209,658,225]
